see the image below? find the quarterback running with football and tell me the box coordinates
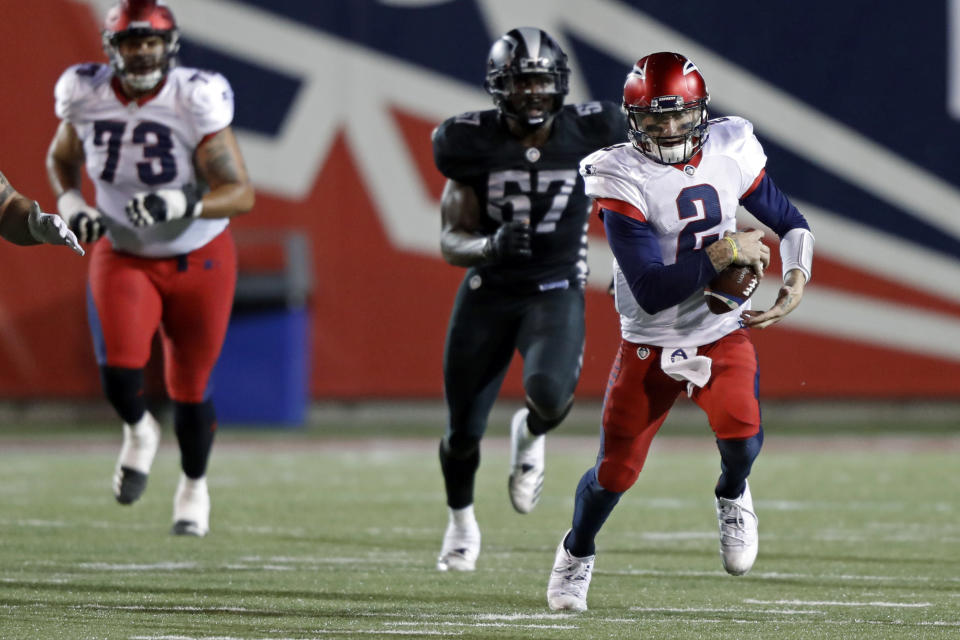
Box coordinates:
[46,0,254,536]
[546,52,814,610]
[0,172,83,254]
[432,27,626,572]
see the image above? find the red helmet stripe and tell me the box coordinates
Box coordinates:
[105,0,176,33]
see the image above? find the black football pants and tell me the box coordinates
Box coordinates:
[440,277,585,508]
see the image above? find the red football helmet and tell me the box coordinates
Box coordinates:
[622,52,710,164]
[102,0,180,91]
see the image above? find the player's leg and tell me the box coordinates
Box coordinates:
[158,231,237,537]
[438,278,519,570]
[510,286,585,513]
[548,341,682,610]
[693,329,762,575]
[87,240,163,504]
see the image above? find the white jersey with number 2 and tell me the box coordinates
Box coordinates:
[580,117,767,347]
[55,63,233,257]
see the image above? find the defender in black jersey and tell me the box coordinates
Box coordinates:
[433,27,626,572]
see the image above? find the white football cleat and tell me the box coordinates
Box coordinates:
[547,531,594,612]
[171,474,210,537]
[508,408,545,514]
[716,480,758,575]
[112,412,161,505]
[437,511,481,572]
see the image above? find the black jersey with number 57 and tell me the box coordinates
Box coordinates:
[433,101,626,292]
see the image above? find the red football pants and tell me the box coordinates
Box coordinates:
[87,230,237,403]
[597,329,760,493]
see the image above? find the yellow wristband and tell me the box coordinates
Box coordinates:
[724,236,739,262]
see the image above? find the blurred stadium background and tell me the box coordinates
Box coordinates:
[1,3,959,638]
[0,0,959,426]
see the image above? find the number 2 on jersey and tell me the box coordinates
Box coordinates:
[675,184,722,260]
[93,120,178,185]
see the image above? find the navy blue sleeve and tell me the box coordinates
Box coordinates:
[740,172,810,237]
[603,210,718,315]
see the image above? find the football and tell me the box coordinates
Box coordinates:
[704,264,760,314]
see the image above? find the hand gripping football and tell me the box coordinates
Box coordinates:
[704,265,760,314]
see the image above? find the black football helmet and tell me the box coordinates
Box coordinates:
[484,27,570,130]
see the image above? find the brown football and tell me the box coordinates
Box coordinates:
[704,265,760,314]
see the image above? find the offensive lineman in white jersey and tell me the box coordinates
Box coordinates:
[546,52,814,611]
[46,0,254,536]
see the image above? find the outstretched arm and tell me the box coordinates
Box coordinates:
[0,171,83,254]
[0,172,40,245]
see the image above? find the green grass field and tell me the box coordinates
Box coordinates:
[1,425,958,639]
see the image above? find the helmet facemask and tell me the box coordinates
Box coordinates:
[625,97,709,165]
[485,27,570,132]
[104,29,178,92]
[487,68,568,130]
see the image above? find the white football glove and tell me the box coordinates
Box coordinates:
[27,201,84,256]
[57,189,104,244]
[125,185,202,227]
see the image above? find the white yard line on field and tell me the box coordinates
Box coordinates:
[629,606,823,615]
[132,634,463,640]
[83,604,261,613]
[78,561,198,571]
[607,568,960,585]
[744,599,931,608]
[387,621,577,630]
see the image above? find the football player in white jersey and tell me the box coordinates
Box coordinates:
[45,0,254,537]
[0,171,83,254]
[546,52,814,611]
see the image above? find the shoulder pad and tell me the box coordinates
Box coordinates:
[432,110,498,180]
[175,68,235,134]
[54,64,109,121]
[706,116,766,191]
[706,116,755,146]
[579,145,649,212]
[564,101,629,146]
[179,69,234,116]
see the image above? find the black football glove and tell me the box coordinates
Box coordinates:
[485,220,532,262]
[57,189,104,244]
[68,209,105,244]
[125,184,202,227]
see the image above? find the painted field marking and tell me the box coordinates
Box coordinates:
[607,568,960,585]
[387,621,577,629]
[629,606,822,615]
[77,561,197,571]
[79,604,265,613]
[744,599,931,608]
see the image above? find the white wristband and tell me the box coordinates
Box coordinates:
[56,189,89,220]
[780,227,814,283]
